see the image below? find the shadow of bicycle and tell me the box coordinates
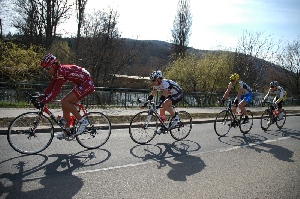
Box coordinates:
[0,149,111,199]
[218,131,296,163]
[130,140,206,181]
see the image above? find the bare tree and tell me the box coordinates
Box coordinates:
[12,0,72,48]
[78,8,144,87]
[171,0,192,59]
[75,0,88,56]
[233,30,281,91]
[274,36,300,98]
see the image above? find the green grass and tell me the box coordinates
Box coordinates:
[0,101,31,108]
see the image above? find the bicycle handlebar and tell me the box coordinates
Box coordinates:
[137,98,161,109]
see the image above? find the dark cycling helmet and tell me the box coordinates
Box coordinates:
[150,70,163,80]
[270,81,278,87]
[40,53,57,68]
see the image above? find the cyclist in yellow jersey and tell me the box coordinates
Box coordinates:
[261,81,287,120]
[220,73,253,124]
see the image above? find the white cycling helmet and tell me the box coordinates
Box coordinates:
[150,70,163,80]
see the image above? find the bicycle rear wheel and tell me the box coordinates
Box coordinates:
[76,112,111,149]
[214,110,231,137]
[7,112,54,155]
[170,111,192,141]
[239,110,253,134]
[276,109,286,129]
[260,109,272,131]
[129,111,159,144]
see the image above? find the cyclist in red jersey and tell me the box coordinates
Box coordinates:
[37,53,95,139]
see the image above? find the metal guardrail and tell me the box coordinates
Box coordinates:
[1,82,299,107]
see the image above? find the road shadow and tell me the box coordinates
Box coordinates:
[218,133,267,147]
[218,132,295,163]
[281,128,300,139]
[130,140,206,181]
[0,149,111,199]
[248,141,295,162]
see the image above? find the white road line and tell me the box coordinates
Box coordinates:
[73,136,293,176]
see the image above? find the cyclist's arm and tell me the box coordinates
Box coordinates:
[41,79,64,104]
[263,89,271,101]
[149,89,157,97]
[43,77,56,95]
[222,88,231,99]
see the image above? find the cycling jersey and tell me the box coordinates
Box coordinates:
[153,79,183,103]
[153,79,182,95]
[42,64,94,104]
[263,86,287,102]
[228,81,252,95]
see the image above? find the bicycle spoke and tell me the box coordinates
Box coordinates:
[129,111,158,144]
[239,110,253,134]
[7,112,54,154]
[76,112,111,149]
[214,110,231,137]
[276,109,286,129]
[170,111,192,140]
[260,109,271,131]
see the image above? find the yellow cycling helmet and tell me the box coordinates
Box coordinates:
[230,73,239,81]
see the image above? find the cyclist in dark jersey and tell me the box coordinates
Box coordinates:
[38,53,95,139]
[146,70,183,132]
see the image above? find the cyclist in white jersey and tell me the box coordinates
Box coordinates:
[261,81,287,120]
[220,73,253,124]
[145,70,183,130]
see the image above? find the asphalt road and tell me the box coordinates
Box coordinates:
[0,116,299,199]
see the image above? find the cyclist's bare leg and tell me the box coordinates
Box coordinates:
[61,92,82,128]
[159,108,165,116]
[161,99,175,116]
[232,106,237,114]
[238,100,247,116]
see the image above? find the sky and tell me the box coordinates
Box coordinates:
[2,0,300,50]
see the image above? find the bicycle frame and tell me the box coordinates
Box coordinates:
[143,100,174,131]
[37,103,87,134]
[224,100,242,125]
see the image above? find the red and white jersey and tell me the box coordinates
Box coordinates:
[42,65,92,104]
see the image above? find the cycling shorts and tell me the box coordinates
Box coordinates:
[72,77,95,100]
[235,92,252,105]
[168,92,184,105]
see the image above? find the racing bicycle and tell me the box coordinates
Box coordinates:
[260,101,286,131]
[214,99,253,137]
[129,99,192,144]
[7,92,111,155]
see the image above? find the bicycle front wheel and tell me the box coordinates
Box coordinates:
[260,109,272,131]
[276,109,286,129]
[239,110,253,134]
[7,112,54,155]
[76,112,111,149]
[129,111,159,144]
[170,111,192,141]
[214,110,231,137]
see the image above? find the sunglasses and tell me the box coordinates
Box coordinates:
[230,80,235,82]
[44,66,51,71]
[152,79,157,82]
[271,86,275,88]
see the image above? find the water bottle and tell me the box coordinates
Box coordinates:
[69,115,76,126]
[273,110,279,117]
[160,115,166,123]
